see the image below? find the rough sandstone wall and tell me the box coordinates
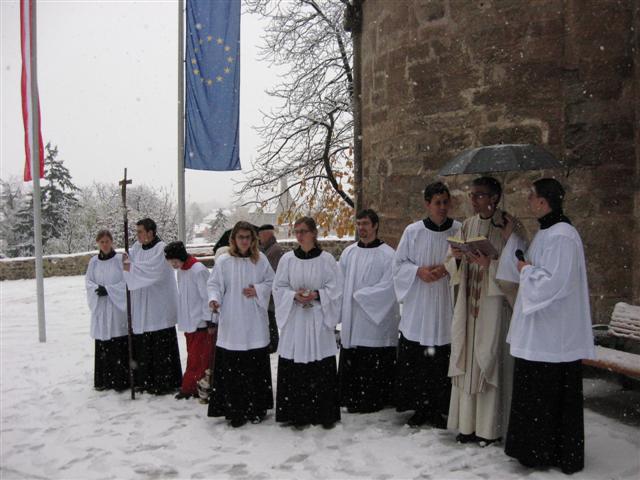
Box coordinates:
[361,0,639,323]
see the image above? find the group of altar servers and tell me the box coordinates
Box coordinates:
[86,176,595,475]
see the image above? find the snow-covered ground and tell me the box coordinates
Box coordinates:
[1,275,639,480]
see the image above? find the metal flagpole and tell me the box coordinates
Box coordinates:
[30,0,46,343]
[177,0,186,242]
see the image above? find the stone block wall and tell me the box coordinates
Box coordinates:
[0,254,94,281]
[361,0,639,323]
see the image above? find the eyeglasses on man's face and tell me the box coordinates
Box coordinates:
[293,229,311,235]
[468,192,491,200]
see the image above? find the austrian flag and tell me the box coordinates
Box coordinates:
[20,0,45,181]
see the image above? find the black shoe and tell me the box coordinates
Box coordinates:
[456,433,478,444]
[230,418,247,428]
[406,411,429,427]
[321,421,336,430]
[518,458,540,469]
[174,391,192,400]
[250,412,266,424]
[477,436,501,447]
[430,413,447,429]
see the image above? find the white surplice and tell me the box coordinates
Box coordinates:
[339,242,400,348]
[393,219,461,346]
[176,261,211,333]
[207,253,274,351]
[273,251,344,363]
[507,222,596,362]
[123,240,178,334]
[496,233,528,285]
[85,253,128,340]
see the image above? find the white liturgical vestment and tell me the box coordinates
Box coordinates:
[273,250,344,363]
[86,253,127,340]
[339,242,400,348]
[207,253,274,351]
[507,222,595,362]
[394,219,461,346]
[123,240,178,334]
[176,261,211,333]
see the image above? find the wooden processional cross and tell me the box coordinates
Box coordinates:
[119,169,135,400]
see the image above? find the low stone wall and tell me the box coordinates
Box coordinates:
[0,254,94,281]
[0,240,353,281]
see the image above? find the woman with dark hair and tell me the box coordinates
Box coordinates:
[85,229,129,391]
[505,178,594,474]
[206,221,275,427]
[273,217,344,429]
[164,241,215,400]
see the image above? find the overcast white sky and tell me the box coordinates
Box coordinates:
[0,0,280,208]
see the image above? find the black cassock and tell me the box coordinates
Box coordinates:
[339,346,396,413]
[276,356,340,426]
[132,326,182,395]
[94,336,130,391]
[394,334,451,425]
[505,358,585,474]
[208,346,273,422]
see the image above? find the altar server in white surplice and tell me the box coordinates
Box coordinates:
[274,217,344,429]
[206,221,275,428]
[338,209,400,413]
[393,182,461,428]
[123,218,182,395]
[505,178,595,475]
[85,229,128,392]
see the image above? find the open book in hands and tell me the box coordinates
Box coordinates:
[447,236,499,259]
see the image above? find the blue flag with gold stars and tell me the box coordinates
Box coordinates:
[185,0,240,171]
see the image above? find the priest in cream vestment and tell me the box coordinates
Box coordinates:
[446,177,527,445]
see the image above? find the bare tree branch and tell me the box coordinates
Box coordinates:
[241,0,355,230]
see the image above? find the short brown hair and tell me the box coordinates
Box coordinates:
[294,216,319,248]
[95,229,113,242]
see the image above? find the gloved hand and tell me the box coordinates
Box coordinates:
[95,285,108,296]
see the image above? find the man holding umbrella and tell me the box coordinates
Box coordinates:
[446,176,527,446]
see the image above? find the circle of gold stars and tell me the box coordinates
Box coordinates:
[190,27,235,87]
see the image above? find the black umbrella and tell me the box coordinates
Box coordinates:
[213,229,232,254]
[438,144,564,176]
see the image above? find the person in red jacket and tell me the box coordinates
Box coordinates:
[165,241,216,399]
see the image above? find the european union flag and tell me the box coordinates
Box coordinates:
[185,0,241,171]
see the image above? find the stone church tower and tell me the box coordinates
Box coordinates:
[359,0,639,323]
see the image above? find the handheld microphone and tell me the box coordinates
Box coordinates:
[515,249,525,262]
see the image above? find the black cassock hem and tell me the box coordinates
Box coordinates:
[276,356,340,426]
[132,327,182,395]
[207,345,274,421]
[339,346,396,413]
[505,358,585,474]
[394,334,451,417]
[94,336,130,391]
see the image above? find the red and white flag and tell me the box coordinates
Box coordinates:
[20,0,44,181]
